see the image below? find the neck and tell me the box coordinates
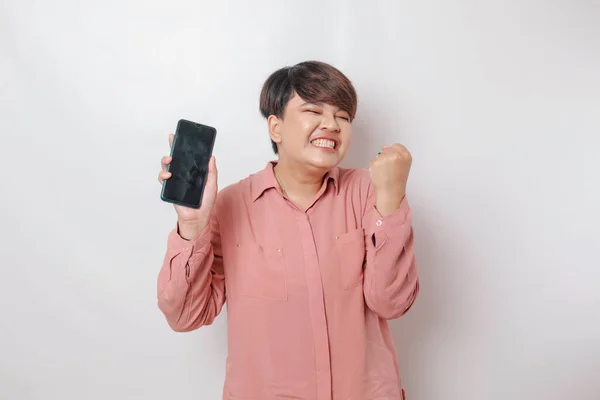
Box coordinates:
[274,157,327,199]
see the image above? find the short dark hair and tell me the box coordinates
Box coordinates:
[259,61,358,154]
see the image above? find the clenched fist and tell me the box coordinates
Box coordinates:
[369,144,412,217]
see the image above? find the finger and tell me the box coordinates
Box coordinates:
[161,156,172,171]
[207,156,218,180]
[380,145,406,158]
[169,134,174,148]
[158,171,171,183]
[377,147,394,158]
[389,143,407,153]
[380,145,395,154]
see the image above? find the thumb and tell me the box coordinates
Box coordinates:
[198,156,218,213]
[207,156,218,182]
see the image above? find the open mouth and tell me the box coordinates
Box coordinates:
[310,138,336,150]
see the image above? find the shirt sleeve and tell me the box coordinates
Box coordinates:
[362,181,419,320]
[156,213,226,332]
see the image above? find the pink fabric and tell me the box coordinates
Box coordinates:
[157,162,419,400]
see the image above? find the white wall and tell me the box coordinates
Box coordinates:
[1,1,598,399]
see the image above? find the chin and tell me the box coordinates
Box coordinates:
[307,154,343,170]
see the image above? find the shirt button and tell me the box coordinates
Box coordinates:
[183,247,188,251]
[376,220,383,227]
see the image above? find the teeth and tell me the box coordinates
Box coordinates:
[311,139,336,149]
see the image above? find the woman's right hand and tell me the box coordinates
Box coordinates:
[158,134,218,240]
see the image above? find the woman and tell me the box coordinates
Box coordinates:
[157,61,419,400]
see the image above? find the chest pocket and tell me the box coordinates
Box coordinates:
[334,227,366,290]
[236,243,288,302]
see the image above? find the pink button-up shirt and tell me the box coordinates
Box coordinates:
[157,162,419,400]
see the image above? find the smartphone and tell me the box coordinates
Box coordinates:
[160,119,217,209]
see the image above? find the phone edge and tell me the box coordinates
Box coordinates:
[160,119,216,210]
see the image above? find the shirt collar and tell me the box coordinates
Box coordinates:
[250,161,340,202]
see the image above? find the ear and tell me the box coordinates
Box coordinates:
[268,115,283,145]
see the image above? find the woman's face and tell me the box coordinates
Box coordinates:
[269,92,353,172]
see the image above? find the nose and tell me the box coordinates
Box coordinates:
[320,113,340,132]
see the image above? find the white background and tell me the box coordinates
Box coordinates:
[1,1,599,399]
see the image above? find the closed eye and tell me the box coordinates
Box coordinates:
[336,116,351,122]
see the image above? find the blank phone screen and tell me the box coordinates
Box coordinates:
[161,120,216,208]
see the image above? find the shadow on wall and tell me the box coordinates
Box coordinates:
[388,213,445,398]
